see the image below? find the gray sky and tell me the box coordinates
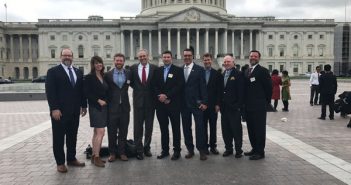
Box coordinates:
[0,0,350,22]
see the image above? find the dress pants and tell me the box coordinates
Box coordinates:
[107,108,129,155]
[181,106,207,152]
[203,108,218,149]
[221,108,242,153]
[156,106,181,153]
[310,85,320,104]
[245,110,267,155]
[51,112,80,165]
[134,107,155,154]
[321,94,335,118]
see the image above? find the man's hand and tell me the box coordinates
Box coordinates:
[97,99,107,107]
[51,109,62,121]
[81,108,87,117]
[199,104,207,111]
[158,94,168,103]
[215,105,220,113]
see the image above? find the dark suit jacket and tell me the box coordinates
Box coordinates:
[130,63,157,109]
[83,73,108,111]
[153,64,184,111]
[319,72,337,95]
[104,69,131,114]
[183,63,208,109]
[244,64,272,111]
[206,68,223,111]
[45,64,86,115]
[221,68,244,112]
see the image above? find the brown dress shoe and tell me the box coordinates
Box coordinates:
[108,154,116,162]
[93,156,105,167]
[67,160,85,167]
[120,154,128,161]
[57,165,68,173]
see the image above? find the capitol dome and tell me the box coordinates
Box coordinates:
[140,0,227,16]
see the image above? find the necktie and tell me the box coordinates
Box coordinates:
[224,70,230,86]
[68,67,75,87]
[164,67,169,82]
[248,67,253,77]
[184,66,189,82]
[142,65,147,85]
[117,72,123,88]
[205,70,210,85]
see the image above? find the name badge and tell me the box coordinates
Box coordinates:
[230,77,235,80]
[250,77,256,82]
[168,74,173,78]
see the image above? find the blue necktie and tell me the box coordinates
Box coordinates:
[164,67,169,82]
[117,72,123,88]
[68,67,75,87]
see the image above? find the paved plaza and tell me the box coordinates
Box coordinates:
[0,79,351,185]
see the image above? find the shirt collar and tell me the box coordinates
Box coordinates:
[114,68,124,74]
[61,63,73,69]
[184,62,194,69]
[139,63,149,69]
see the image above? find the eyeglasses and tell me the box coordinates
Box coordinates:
[61,55,73,57]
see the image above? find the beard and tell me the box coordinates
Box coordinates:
[62,59,72,67]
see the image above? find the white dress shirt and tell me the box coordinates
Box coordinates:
[309,72,320,85]
[61,63,77,83]
[184,62,194,77]
[138,63,150,81]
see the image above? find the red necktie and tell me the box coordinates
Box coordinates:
[142,65,147,85]
[248,67,253,77]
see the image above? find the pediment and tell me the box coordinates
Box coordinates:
[158,7,228,23]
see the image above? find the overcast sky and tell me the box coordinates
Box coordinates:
[0,0,350,22]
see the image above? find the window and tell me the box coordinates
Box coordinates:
[280,35,284,39]
[308,35,313,39]
[307,47,313,57]
[294,35,298,40]
[78,45,84,58]
[107,66,111,71]
[318,47,324,56]
[0,37,2,42]
[62,35,68,41]
[78,35,83,40]
[308,64,312,73]
[51,49,55,58]
[268,35,273,40]
[106,49,111,58]
[320,35,324,39]
[50,35,55,41]
[106,35,111,40]
[93,35,98,40]
[93,47,100,56]
[293,64,298,73]
[268,47,274,57]
[293,45,299,57]
[279,65,284,72]
[268,65,273,73]
[279,47,285,57]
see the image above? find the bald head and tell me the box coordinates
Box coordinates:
[223,55,235,70]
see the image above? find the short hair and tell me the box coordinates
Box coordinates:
[60,48,73,57]
[324,64,331,71]
[224,54,235,60]
[202,53,213,59]
[138,49,149,55]
[249,50,261,58]
[282,70,289,76]
[183,48,193,55]
[272,69,279,76]
[90,56,104,75]
[114,53,125,61]
[162,50,173,57]
[316,66,321,70]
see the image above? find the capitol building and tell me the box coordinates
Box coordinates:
[0,0,337,79]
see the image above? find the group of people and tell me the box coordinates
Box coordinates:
[45,48,273,173]
[270,70,291,112]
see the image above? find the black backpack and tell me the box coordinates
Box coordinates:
[84,139,137,159]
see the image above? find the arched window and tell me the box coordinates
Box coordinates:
[32,67,38,79]
[78,45,84,58]
[15,67,20,79]
[23,67,29,80]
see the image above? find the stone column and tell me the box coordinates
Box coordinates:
[240,30,244,59]
[330,31,334,57]
[249,30,253,51]
[223,29,228,54]
[168,29,171,51]
[10,35,14,61]
[158,30,162,55]
[19,35,23,62]
[149,30,153,60]
[28,35,32,61]
[274,31,278,57]
[215,29,218,58]
[139,30,143,49]
[121,30,125,54]
[130,30,134,60]
[196,28,200,59]
[205,29,209,52]
[232,30,235,56]
[186,29,190,48]
[177,29,181,59]
[314,32,318,57]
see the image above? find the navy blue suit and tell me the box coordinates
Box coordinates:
[45,64,86,165]
[181,63,208,152]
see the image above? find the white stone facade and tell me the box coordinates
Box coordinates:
[0,0,336,79]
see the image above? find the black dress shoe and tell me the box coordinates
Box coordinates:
[136,153,144,160]
[210,148,219,155]
[204,149,210,155]
[329,117,334,120]
[157,152,169,159]
[144,150,152,157]
[347,123,351,128]
[249,154,265,160]
[171,152,181,160]
[199,152,207,161]
[185,151,194,159]
[318,117,326,120]
[244,150,255,156]
[235,151,243,158]
[222,150,233,157]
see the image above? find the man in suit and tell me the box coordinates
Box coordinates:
[181,48,208,161]
[202,53,222,155]
[130,49,157,160]
[154,50,184,160]
[318,64,338,120]
[220,55,244,158]
[45,48,87,173]
[104,53,131,162]
[244,50,272,160]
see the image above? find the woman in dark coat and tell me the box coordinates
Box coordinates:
[271,69,282,111]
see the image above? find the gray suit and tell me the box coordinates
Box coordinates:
[130,63,157,154]
[104,69,131,155]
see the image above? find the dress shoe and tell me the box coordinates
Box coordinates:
[199,152,207,161]
[210,148,219,155]
[144,150,152,157]
[310,103,313,106]
[204,149,210,155]
[120,154,128,161]
[57,165,68,173]
[93,156,105,167]
[249,154,265,160]
[171,152,181,160]
[329,117,334,120]
[185,151,194,159]
[235,151,243,158]
[136,153,144,160]
[67,160,85,167]
[108,154,116,162]
[222,150,233,157]
[157,152,169,159]
[347,123,351,128]
[91,154,95,164]
[244,150,255,156]
[318,117,326,120]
